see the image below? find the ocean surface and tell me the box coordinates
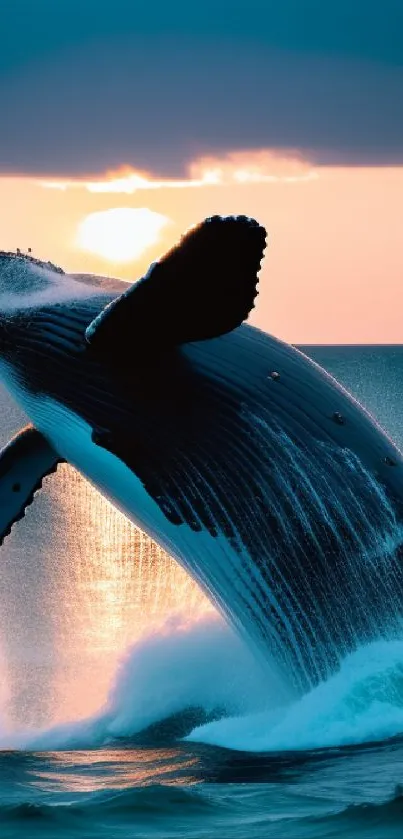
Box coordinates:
[1,344,403,838]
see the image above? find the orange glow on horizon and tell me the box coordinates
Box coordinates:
[1,150,403,343]
[39,149,317,194]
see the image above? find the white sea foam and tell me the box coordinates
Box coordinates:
[0,616,275,750]
[2,620,403,754]
[187,638,403,752]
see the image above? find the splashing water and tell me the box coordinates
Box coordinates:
[3,616,270,750]
[187,638,403,752]
[0,454,214,732]
[4,623,403,755]
[2,345,403,753]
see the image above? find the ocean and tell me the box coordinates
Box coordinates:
[1,344,403,838]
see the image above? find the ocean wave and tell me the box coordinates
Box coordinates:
[0,784,219,835]
[308,784,403,836]
[187,639,403,752]
[1,616,275,751]
[3,782,403,839]
[4,618,403,756]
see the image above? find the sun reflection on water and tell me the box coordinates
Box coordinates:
[53,467,215,723]
[33,748,201,790]
[0,463,214,730]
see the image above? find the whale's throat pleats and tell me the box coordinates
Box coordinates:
[6,299,403,694]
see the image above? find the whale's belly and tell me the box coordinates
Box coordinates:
[5,380,290,696]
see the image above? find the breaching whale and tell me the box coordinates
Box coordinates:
[1,216,403,694]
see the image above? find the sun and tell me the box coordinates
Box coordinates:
[76,207,170,263]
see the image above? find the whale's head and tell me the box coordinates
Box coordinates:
[0,251,70,313]
[0,251,119,376]
[0,255,68,386]
[0,251,127,318]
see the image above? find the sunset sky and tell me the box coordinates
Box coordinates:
[1,1,402,343]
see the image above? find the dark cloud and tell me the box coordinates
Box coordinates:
[1,1,402,175]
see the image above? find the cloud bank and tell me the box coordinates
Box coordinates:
[1,2,402,177]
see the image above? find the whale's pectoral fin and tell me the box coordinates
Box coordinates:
[0,426,62,545]
[85,215,267,353]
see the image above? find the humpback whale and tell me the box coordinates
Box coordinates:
[1,216,403,694]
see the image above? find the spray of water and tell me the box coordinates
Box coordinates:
[2,338,403,752]
[3,621,403,754]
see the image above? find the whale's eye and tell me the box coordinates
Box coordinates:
[12,482,21,493]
